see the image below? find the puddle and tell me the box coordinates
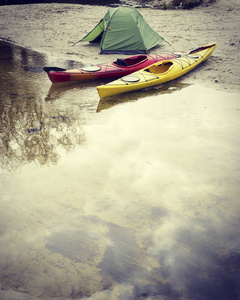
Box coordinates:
[0,40,240,299]
[0,40,95,170]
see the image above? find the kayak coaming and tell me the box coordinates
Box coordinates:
[44,53,182,83]
[97,42,216,99]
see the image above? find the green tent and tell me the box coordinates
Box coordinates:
[80,7,165,54]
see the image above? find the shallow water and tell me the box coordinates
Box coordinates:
[0,40,240,300]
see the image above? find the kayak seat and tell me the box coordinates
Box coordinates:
[117,58,128,66]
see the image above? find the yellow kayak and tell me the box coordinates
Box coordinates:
[97,42,216,99]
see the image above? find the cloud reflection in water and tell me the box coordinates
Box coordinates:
[0,85,240,299]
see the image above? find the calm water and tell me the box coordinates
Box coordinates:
[0,40,240,300]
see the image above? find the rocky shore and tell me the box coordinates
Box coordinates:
[0,0,217,8]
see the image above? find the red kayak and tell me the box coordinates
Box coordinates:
[44,53,183,83]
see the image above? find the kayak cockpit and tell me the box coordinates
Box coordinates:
[146,62,173,74]
[113,55,148,67]
[190,42,216,55]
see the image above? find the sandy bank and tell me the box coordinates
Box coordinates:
[0,0,239,91]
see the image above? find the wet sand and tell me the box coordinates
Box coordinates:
[0,0,239,91]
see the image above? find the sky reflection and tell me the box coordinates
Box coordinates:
[0,84,240,299]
